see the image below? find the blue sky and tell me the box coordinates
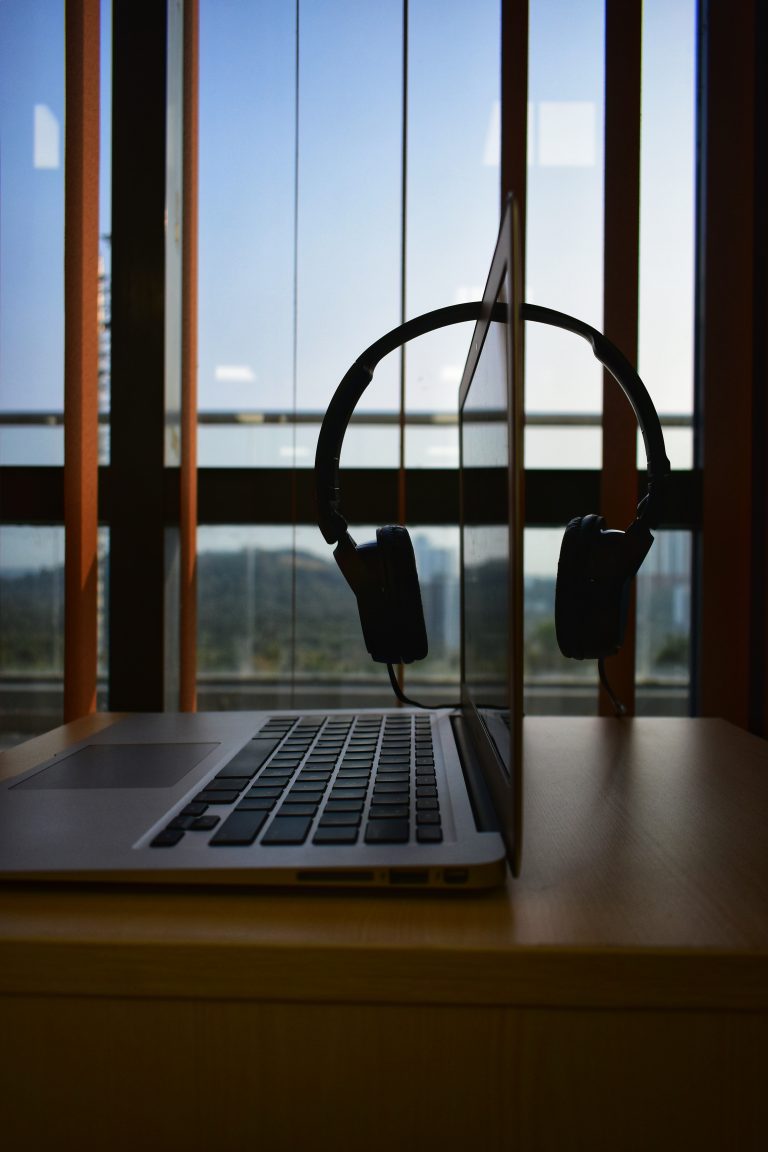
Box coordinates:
[0,0,695,445]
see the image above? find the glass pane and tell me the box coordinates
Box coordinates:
[294,524,374,678]
[0,0,65,465]
[405,423,459,469]
[524,527,691,715]
[0,424,63,465]
[404,0,500,419]
[524,528,598,716]
[0,527,64,746]
[0,526,109,748]
[197,421,399,469]
[525,425,601,470]
[636,424,693,472]
[635,530,691,715]
[196,526,294,709]
[401,528,460,690]
[198,1,297,417]
[297,0,402,416]
[638,0,697,425]
[525,0,605,473]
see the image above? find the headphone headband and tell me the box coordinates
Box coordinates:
[315,302,670,544]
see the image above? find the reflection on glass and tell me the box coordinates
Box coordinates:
[461,316,509,715]
[524,527,691,715]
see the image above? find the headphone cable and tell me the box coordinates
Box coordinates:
[598,658,627,718]
[386,663,460,711]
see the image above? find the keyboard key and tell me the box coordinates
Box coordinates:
[286,790,324,805]
[364,820,409,844]
[373,781,409,794]
[237,796,277,811]
[368,805,409,820]
[180,802,207,817]
[313,826,359,845]
[372,790,409,805]
[196,789,240,805]
[325,800,364,813]
[291,780,328,793]
[416,786,438,799]
[330,787,367,801]
[210,809,269,846]
[417,826,443,843]
[167,815,197,831]
[211,774,252,791]
[276,802,318,818]
[416,811,441,825]
[262,816,313,845]
[318,811,361,826]
[416,798,439,811]
[224,737,282,775]
[191,815,220,831]
[151,828,185,847]
[246,786,285,800]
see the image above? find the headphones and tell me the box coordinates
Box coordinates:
[315,302,670,668]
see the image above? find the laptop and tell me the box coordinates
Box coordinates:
[0,200,524,890]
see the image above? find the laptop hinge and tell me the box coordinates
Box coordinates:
[450,715,500,834]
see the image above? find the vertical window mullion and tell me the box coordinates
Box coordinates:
[600,0,642,715]
[180,0,199,712]
[64,0,101,722]
[109,0,170,711]
[501,0,528,251]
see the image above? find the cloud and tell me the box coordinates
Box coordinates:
[215,364,256,383]
[537,102,596,168]
[34,105,60,169]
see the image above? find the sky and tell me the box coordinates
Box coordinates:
[0,0,697,573]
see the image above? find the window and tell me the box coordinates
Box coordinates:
[6,1,759,744]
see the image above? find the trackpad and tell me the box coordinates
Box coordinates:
[14,743,218,790]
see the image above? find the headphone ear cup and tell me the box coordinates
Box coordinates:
[555,514,654,661]
[555,515,597,660]
[556,514,627,660]
[375,526,428,663]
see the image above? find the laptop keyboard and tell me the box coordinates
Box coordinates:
[150,714,442,850]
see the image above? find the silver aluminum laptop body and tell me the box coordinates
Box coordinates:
[0,202,523,891]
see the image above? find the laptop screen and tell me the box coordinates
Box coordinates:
[458,198,523,873]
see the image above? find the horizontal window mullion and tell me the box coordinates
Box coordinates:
[0,466,701,530]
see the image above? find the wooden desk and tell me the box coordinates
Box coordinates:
[1,716,766,1151]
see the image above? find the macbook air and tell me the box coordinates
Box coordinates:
[0,200,523,890]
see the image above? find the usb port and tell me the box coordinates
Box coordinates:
[389,869,429,885]
[443,868,469,885]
